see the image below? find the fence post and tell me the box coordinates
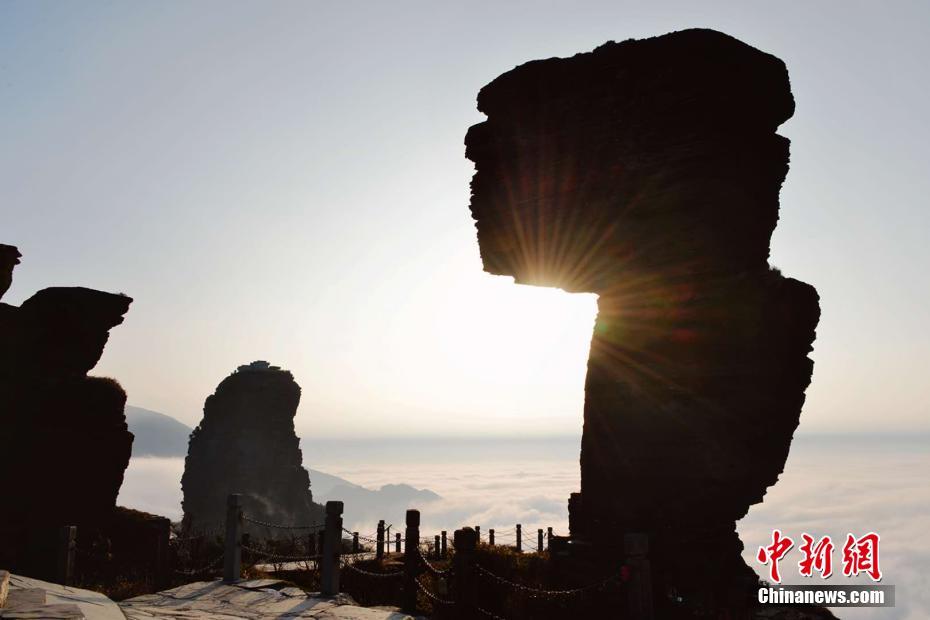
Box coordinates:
[223,494,242,583]
[321,501,344,596]
[537,528,544,553]
[352,532,359,554]
[57,526,76,586]
[475,525,480,543]
[624,533,654,620]
[516,523,522,552]
[307,531,316,557]
[376,520,385,560]
[547,527,553,550]
[153,518,170,590]
[489,528,495,546]
[452,528,477,619]
[395,532,401,554]
[402,509,420,614]
[441,530,447,558]
[434,535,441,559]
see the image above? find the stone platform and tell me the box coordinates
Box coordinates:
[0,571,414,620]
[0,571,124,620]
[120,579,414,619]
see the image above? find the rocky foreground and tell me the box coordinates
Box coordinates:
[0,571,413,619]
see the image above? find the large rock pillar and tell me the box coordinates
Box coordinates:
[465,28,820,605]
[181,361,324,535]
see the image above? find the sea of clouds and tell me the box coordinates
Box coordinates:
[119,434,927,619]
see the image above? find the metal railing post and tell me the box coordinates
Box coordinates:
[223,494,242,583]
[441,530,447,558]
[402,509,420,614]
[516,523,522,552]
[395,532,401,554]
[489,528,495,546]
[57,526,76,586]
[376,520,385,560]
[547,527,553,550]
[538,528,544,552]
[625,533,654,620]
[352,532,359,554]
[434,534,441,559]
[154,518,170,590]
[321,501,343,596]
[452,528,477,618]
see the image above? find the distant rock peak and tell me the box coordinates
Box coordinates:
[182,363,323,534]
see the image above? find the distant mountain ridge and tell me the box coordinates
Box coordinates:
[126,405,192,457]
[307,469,440,526]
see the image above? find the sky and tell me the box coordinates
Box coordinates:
[2,0,929,437]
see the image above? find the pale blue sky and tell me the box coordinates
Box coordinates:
[2,1,928,436]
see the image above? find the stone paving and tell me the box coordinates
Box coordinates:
[1,572,414,620]
[120,579,414,619]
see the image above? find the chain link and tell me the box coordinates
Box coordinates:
[475,565,620,598]
[415,576,456,607]
[477,605,509,620]
[342,561,404,579]
[242,544,322,563]
[242,514,324,530]
[174,553,225,576]
[342,528,382,544]
[416,547,452,577]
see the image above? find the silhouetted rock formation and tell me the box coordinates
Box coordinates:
[466,29,820,612]
[0,244,20,300]
[0,244,135,577]
[181,361,324,535]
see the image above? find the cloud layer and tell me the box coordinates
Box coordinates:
[119,435,927,618]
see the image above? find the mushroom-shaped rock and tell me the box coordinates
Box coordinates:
[465,29,820,608]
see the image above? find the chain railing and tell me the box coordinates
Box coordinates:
[477,605,509,620]
[475,564,622,598]
[415,575,456,607]
[242,514,324,531]
[417,546,452,577]
[206,495,650,619]
[342,559,404,580]
[173,552,225,577]
[242,545,322,564]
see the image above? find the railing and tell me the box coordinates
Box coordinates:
[211,494,653,619]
